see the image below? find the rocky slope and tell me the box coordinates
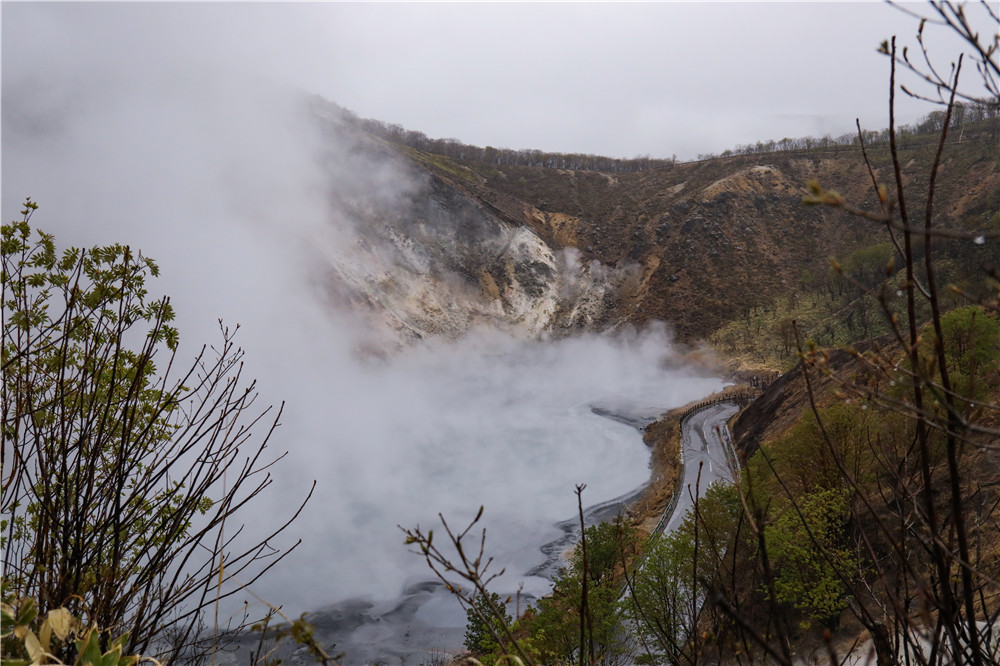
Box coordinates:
[433,144,999,344]
[309,98,998,355]
[308,102,637,352]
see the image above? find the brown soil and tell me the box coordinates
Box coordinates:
[630,412,684,536]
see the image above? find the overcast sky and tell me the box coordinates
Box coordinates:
[3,1,992,163]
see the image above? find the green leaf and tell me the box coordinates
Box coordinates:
[76,626,103,666]
[15,598,38,627]
[1,602,16,638]
[100,645,123,666]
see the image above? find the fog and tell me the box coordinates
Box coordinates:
[258,326,722,613]
[2,4,726,619]
[5,3,987,166]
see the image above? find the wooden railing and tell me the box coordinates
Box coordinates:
[678,388,760,423]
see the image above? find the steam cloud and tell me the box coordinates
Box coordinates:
[2,4,724,618]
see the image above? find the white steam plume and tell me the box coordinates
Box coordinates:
[2,4,724,618]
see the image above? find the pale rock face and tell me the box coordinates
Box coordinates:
[308,102,633,351]
[491,226,560,334]
[321,185,626,350]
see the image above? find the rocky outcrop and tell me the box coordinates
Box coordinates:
[311,99,1000,348]
[310,107,635,352]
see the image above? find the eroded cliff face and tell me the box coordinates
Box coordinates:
[309,105,635,352]
[309,99,999,351]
